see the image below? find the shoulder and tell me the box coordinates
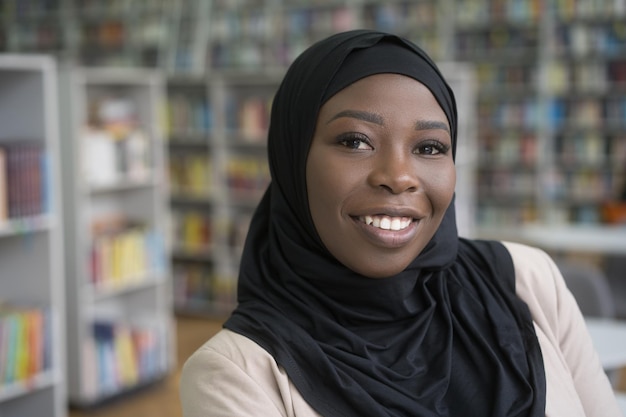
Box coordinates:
[180,329,321,417]
[185,327,275,365]
[180,329,286,416]
[181,328,284,390]
[500,240,562,306]
[499,240,573,335]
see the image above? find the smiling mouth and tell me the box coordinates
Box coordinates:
[357,215,414,231]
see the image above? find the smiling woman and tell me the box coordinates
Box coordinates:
[179,30,621,417]
[307,73,455,278]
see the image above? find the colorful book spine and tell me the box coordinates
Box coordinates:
[167,93,212,136]
[0,142,47,220]
[0,304,51,386]
[90,221,165,289]
[172,210,212,253]
[226,155,270,194]
[168,153,212,197]
[87,320,165,396]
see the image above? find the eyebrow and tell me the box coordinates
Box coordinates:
[414,119,450,134]
[326,109,383,125]
[326,109,450,134]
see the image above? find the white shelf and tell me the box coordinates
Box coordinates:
[477,225,626,255]
[59,66,175,406]
[0,54,67,417]
[0,214,55,237]
[0,370,58,403]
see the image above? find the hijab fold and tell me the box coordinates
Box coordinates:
[225,30,545,417]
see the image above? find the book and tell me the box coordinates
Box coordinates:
[0,142,45,219]
[0,146,7,221]
[0,304,49,385]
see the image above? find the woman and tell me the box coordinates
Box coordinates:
[180,30,620,417]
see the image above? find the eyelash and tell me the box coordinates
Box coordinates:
[337,132,371,150]
[336,133,450,156]
[416,140,450,156]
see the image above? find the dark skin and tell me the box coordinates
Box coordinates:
[306,74,456,278]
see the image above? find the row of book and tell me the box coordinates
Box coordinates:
[454,0,624,24]
[478,167,618,204]
[226,155,270,194]
[475,62,536,90]
[172,262,213,310]
[553,0,626,19]
[550,61,606,93]
[0,304,51,386]
[83,129,151,188]
[172,209,253,257]
[225,95,271,143]
[478,98,540,129]
[555,133,626,166]
[90,216,165,289]
[478,170,537,198]
[544,168,619,202]
[477,96,626,130]
[169,153,213,198]
[0,141,48,221]
[166,93,213,137]
[172,262,236,313]
[85,95,152,184]
[548,97,626,128]
[453,0,543,24]
[479,132,625,170]
[478,61,625,94]
[477,201,538,226]
[553,21,626,57]
[0,0,61,15]
[455,26,539,60]
[172,210,213,254]
[480,131,537,166]
[166,91,273,143]
[361,2,437,32]
[0,0,145,17]
[210,2,356,41]
[81,319,166,399]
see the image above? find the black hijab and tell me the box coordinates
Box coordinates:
[225,30,545,417]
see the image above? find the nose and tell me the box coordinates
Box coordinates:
[367,149,419,194]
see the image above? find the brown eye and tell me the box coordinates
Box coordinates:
[337,133,373,150]
[415,140,449,156]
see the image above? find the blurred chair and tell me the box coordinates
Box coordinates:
[556,259,616,319]
[604,255,626,319]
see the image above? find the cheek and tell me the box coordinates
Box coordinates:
[426,163,457,211]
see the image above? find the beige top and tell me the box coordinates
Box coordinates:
[180,241,622,417]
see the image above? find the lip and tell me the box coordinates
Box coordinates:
[352,216,420,248]
[349,206,423,248]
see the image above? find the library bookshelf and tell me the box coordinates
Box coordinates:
[0,54,67,417]
[58,67,175,407]
[452,0,626,254]
[167,72,280,317]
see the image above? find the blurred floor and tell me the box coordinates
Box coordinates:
[68,316,224,417]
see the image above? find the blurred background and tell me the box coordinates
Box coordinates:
[0,0,624,416]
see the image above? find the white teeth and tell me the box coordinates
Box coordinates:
[359,215,412,231]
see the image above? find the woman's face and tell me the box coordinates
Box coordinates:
[306,73,456,278]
